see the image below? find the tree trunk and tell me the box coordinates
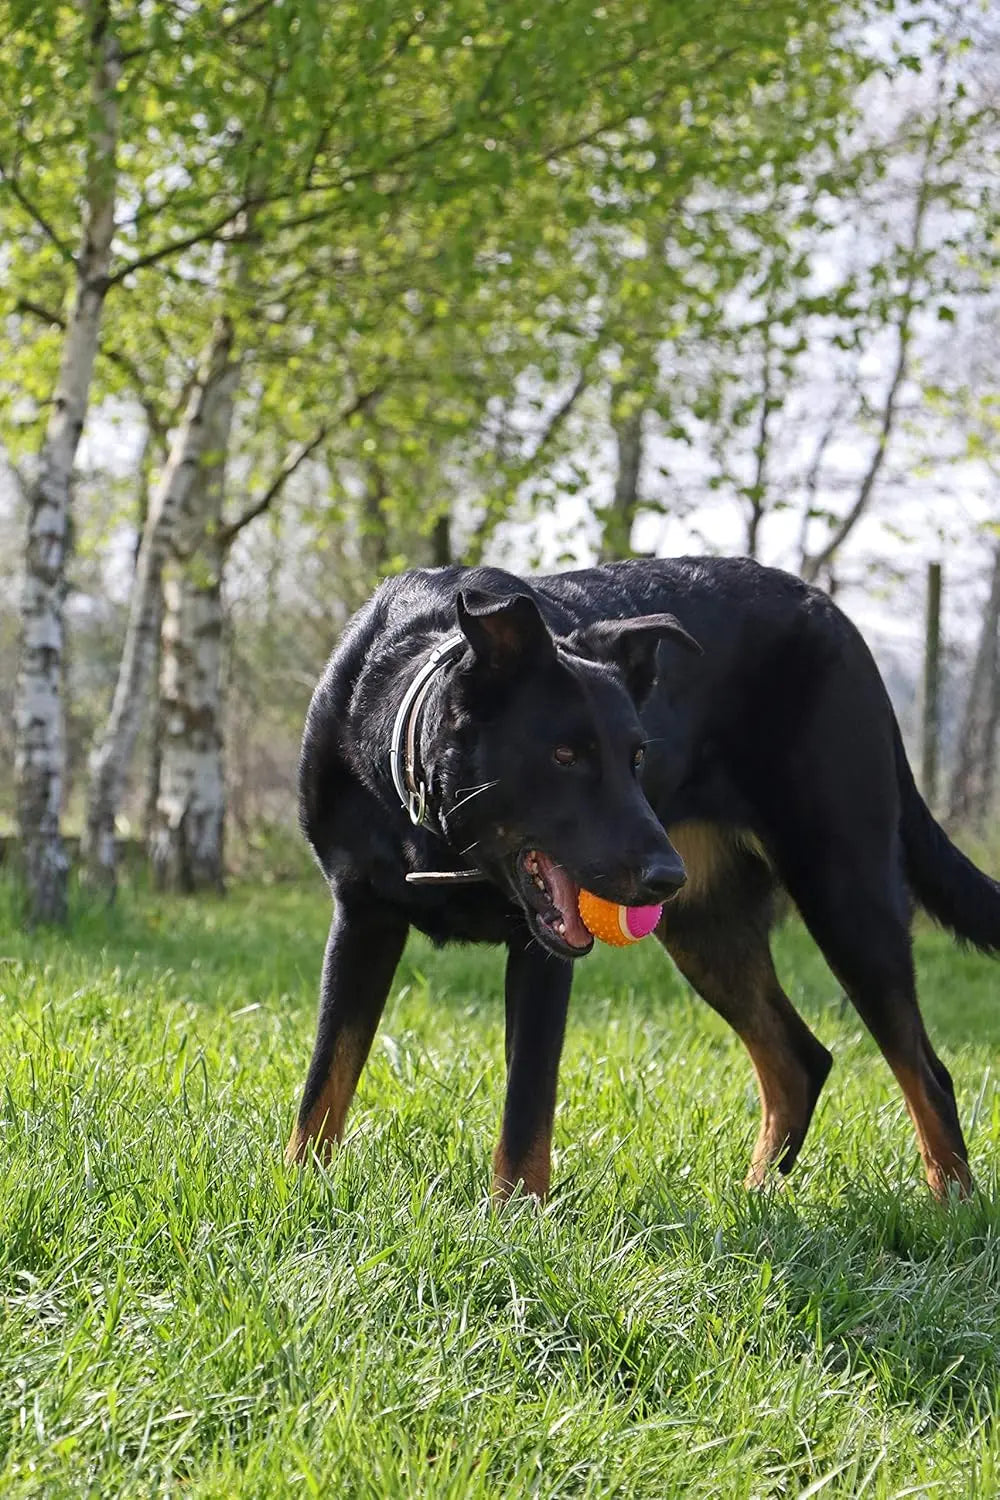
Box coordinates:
[144,369,335,892]
[151,540,228,891]
[142,580,164,843]
[745,326,774,559]
[359,459,390,582]
[983,633,1000,821]
[920,560,942,809]
[948,542,1000,829]
[149,361,238,893]
[600,384,644,561]
[431,511,452,567]
[13,3,121,923]
[82,319,235,890]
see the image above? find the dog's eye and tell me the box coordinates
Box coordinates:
[553,745,576,768]
[632,745,646,770]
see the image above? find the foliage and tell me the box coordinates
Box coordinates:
[2,0,873,545]
[2,1,998,868]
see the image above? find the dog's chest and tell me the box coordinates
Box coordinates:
[403,889,517,948]
[317,773,516,947]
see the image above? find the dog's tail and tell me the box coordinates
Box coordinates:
[895,718,1000,953]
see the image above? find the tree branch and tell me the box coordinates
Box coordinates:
[795,388,853,570]
[0,446,28,502]
[16,296,166,443]
[221,0,273,34]
[0,163,76,262]
[248,33,705,236]
[219,388,380,546]
[800,104,941,585]
[539,43,738,164]
[525,369,588,466]
[220,427,328,545]
[106,202,250,285]
[800,326,911,585]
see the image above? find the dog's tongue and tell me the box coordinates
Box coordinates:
[535,852,591,949]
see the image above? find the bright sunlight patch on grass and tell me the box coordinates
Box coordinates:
[2,878,1000,1496]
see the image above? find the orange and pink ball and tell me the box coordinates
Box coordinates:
[577,889,663,947]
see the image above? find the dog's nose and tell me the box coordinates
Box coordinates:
[638,849,687,903]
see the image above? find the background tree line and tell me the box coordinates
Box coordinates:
[1,0,997,924]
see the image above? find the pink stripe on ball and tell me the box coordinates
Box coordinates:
[625,903,663,940]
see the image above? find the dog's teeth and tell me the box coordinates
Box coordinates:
[534,876,545,891]
[554,920,566,935]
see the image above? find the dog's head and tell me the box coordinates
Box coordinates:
[429,588,701,958]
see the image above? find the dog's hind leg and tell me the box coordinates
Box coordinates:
[492,930,573,1201]
[286,900,408,1165]
[744,629,972,1199]
[658,862,833,1187]
[781,838,972,1200]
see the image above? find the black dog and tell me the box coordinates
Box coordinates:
[288,557,1000,1200]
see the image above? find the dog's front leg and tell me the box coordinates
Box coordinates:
[286,899,408,1165]
[492,930,573,1201]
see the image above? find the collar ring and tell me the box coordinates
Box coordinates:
[406,783,427,827]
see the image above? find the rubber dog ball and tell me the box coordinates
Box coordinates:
[577,889,663,946]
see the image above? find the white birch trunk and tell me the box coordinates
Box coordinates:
[150,365,238,892]
[82,319,235,888]
[14,5,121,923]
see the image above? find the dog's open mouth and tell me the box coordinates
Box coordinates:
[516,848,594,957]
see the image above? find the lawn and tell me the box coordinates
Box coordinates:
[3,877,1000,1497]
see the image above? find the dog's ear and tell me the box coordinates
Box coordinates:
[456,589,555,674]
[570,614,702,705]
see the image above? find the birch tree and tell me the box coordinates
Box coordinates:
[149,357,237,894]
[148,406,340,892]
[8,1,120,923]
[82,319,235,889]
[3,0,322,919]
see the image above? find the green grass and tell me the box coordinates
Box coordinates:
[3,878,1000,1497]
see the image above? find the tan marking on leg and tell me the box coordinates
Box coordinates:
[742,1034,818,1188]
[492,1128,552,1202]
[285,1030,369,1166]
[891,1062,973,1200]
[666,822,770,908]
[663,931,827,1189]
